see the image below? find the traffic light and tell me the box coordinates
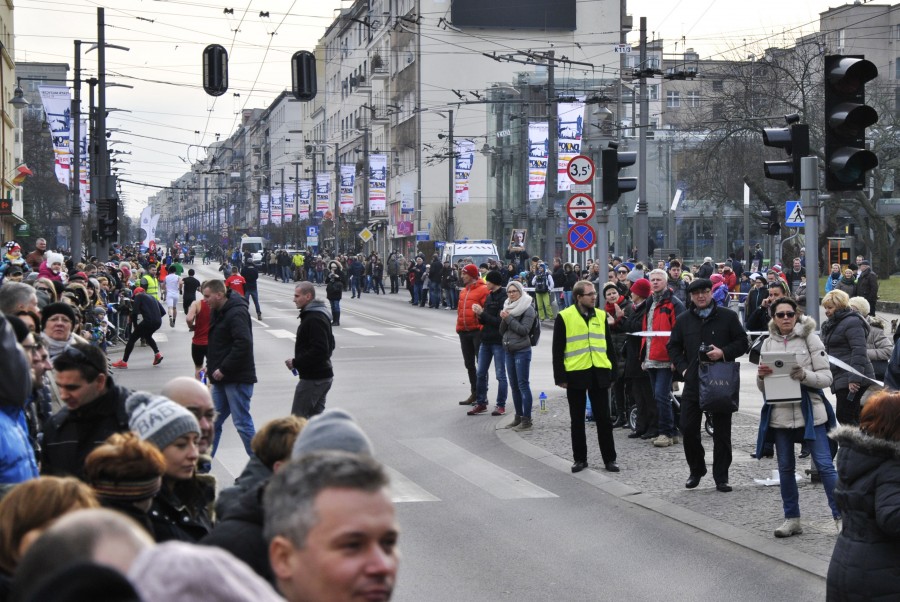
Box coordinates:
[601,145,637,205]
[824,55,878,191]
[762,116,809,192]
[759,208,780,235]
[99,214,118,239]
[202,44,229,97]
[292,51,317,101]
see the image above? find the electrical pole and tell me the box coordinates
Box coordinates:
[635,17,649,263]
[447,109,455,242]
[70,40,82,261]
[97,7,111,262]
[801,156,820,325]
[544,50,557,263]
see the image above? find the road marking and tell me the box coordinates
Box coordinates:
[384,327,425,336]
[398,437,557,500]
[423,328,454,336]
[384,467,440,503]
[154,334,168,343]
[343,327,381,337]
[252,319,270,327]
[266,329,296,339]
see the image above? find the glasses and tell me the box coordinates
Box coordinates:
[617,271,628,275]
[21,343,43,355]
[775,311,796,319]
[35,287,52,293]
[59,345,105,374]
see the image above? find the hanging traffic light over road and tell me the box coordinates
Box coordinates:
[202,44,229,97]
[823,55,878,192]
[292,51,317,101]
[601,144,637,205]
[762,115,808,192]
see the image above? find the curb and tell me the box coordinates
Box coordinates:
[495,422,829,579]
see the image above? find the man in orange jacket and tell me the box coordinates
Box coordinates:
[456,264,488,406]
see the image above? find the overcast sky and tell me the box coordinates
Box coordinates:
[15,0,837,216]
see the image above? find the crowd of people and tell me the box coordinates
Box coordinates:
[0,232,899,600]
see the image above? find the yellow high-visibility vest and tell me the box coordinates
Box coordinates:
[560,304,612,371]
[142,275,159,300]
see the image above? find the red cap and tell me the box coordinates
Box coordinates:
[72,271,89,281]
[462,264,480,279]
[133,287,146,294]
[629,278,652,299]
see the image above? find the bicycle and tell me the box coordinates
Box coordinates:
[628,391,714,437]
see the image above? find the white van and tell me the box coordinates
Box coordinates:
[441,240,500,267]
[240,236,266,266]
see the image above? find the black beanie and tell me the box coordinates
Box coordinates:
[41,302,78,330]
[485,271,503,286]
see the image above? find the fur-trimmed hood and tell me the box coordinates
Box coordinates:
[830,425,900,459]
[767,313,816,339]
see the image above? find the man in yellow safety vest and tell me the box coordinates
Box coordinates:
[552,279,619,474]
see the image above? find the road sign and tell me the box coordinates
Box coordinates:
[567,223,596,251]
[566,155,595,184]
[358,227,373,243]
[566,194,595,222]
[785,201,805,227]
[307,226,319,237]
[614,44,632,54]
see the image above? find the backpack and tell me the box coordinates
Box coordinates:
[528,313,541,346]
[534,275,548,293]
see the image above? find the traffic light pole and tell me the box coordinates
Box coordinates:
[801,156,820,326]
[635,17,649,263]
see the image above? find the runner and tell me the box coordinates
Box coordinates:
[163,268,180,327]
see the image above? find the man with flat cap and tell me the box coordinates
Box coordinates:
[667,278,749,493]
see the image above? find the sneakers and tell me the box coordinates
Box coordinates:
[111,360,128,369]
[835,518,842,534]
[153,353,164,366]
[257,312,262,321]
[169,317,175,327]
[504,415,522,429]
[652,435,674,447]
[774,518,803,538]
[491,406,506,416]
[467,404,488,416]
[512,417,533,431]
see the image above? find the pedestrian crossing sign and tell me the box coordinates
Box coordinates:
[785,201,805,227]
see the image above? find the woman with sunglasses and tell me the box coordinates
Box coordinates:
[755,297,840,538]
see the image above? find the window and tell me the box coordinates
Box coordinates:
[896,58,900,80]
[649,85,658,101]
[895,24,900,40]
[895,87,900,117]
[687,90,701,107]
[712,80,723,92]
[666,91,680,108]
[712,103,724,120]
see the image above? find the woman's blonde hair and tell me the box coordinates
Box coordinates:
[822,289,850,310]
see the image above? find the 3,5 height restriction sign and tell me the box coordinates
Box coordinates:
[566,155,594,185]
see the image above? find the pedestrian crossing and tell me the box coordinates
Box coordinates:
[260,323,458,342]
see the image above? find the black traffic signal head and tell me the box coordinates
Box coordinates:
[824,55,878,191]
[292,51,317,101]
[202,44,229,97]
[601,146,637,205]
[762,118,809,193]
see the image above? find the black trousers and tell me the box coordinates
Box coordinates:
[458,330,482,394]
[628,375,656,434]
[567,380,616,465]
[834,388,861,426]
[681,397,732,484]
[122,324,160,362]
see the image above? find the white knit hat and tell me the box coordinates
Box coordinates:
[46,252,64,266]
[127,391,199,450]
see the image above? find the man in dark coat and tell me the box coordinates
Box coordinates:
[42,343,131,479]
[111,288,164,369]
[240,261,262,320]
[467,271,508,416]
[667,278,749,493]
[286,282,335,418]
[203,279,257,456]
[855,260,879,316]
[428,254,443,308]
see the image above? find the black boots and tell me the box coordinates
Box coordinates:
[332,311,340,326]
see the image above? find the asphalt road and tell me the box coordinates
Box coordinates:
[112,264,828,601]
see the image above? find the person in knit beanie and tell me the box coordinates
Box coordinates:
[291,408,374,459]
[126,391,212,543]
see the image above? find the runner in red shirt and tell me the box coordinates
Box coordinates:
[225,266,246,297]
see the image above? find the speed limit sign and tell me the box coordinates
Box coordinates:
[567,155,595,184]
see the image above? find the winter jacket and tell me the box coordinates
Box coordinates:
[476,286,507,345]
[0,406,39,484]
[41,379,132,479]
[620,301,649,378]
[864,317,893,378]
[696,261,714,279]
[215,455,272,520]
[605,295,629,376]
[326,270,343,301]
[755,316,832,428]
[641,289,686,363]
[667,277,687,304]
[200,482,273,586]
[667,304,749,403]
[855,268,879,311]
[132,292,164,332]
[827,425,900,601]
[149,478,214,543]
[293,299,335,380]
[835,276,857,297]
[456,279,489,333]
[500,305,536,353]
[825,271,842,293]
[207,292,257,384]
[428,259,443,281]
[885,343,900,390]
[821,308,874,391]
[240,264,259,291]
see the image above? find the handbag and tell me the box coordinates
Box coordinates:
[699,361,740,413]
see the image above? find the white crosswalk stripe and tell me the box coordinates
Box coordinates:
[383,328,425,336]
[154,334,168,343]
[342,327,381,337]
[398,437,558,500]
[266,329,296,339]
[385,467,441,503]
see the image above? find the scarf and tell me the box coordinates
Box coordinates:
[503,281,531,317]
[42,331,75,360]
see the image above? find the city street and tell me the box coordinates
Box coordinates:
[113,264,830,601]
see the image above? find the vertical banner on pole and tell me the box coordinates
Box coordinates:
[315,174,330,215]
[271,193,282,225]
[340,164,355,213]
[557,101,584,192]
[298,180,311,221]
[454,139,475,204]
[259,193,270,226]
[39,85,73,187]
[528,122,548,200]
[283,192,295,223]
[369,154,387,212]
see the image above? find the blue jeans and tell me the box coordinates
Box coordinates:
[429,281,442,307]
[563,291,573,308]
[211,382,256,456]
[330,298,340,318]
[774,424,840,519]
[413,282,423,305]
[444,287,457,309]
[506,347,532,417]
[244,289,260,315]
[648,367,676,436]
[281,265,292,282]
[350,275,361,297]
[475,342,508,406]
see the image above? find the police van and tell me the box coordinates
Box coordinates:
[441,240,500,268]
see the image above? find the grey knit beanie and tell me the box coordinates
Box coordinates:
[127,391,200,450]
[291,409,373,458]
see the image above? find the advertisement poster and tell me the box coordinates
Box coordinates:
[528,122,548,201]
[259,194,270,226]
[315,173,330,215]
[454,139,475,204]
[557,101,584,192]
[298,180,311,221]
[38,85,72,187]
[340,164,355,214]
[369,154,387,212]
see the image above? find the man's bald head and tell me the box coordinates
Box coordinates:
[161,377,215,454]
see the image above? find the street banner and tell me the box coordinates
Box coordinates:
[369,154,387,212]
[139,206,160,250]
[557,101,584,192]
[283,191,295,223]
[315,173,330,215]
[340,164,355,213]
[298,180,311,221]
[271,192,282,225]
[528,122,548,200]
[400,181,414,213]
[260,193,270,226]
[454,139,475,204]
[39,85,72,187]
[79,119,90,214]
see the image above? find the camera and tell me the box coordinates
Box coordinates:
[699,343,712,355]
[774,360,784,368]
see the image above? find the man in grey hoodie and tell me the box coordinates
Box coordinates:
[285,282,336,418]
